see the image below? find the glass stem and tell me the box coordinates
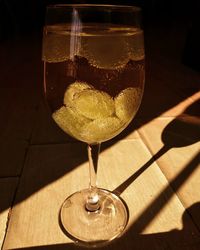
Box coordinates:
[86,143,101,212]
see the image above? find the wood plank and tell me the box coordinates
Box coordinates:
[0,88,38,176]
[138,117,200,229]
[0,88,37,140]
[0,178,19,249]
[3,140,200,249]
[0,141,28,177]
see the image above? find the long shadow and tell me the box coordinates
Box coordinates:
[113,102,200,195]
[6,162,200,249]
[124,151,200,234]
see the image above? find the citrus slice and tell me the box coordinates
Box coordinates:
[74,89,115,120]
[64,81,92,107]
[115,87,142,122]
[80,36,129,69]
[81,117,122,143]
[52,106,90,139]
[127,31,145,61]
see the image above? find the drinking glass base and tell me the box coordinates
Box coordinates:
[60,188,128,247]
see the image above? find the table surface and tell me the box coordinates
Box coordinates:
[0,24,200,250]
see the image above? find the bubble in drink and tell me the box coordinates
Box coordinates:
[81,117,122,143]
[74,89,115,120]
[64,81,93,107]
[52,106,90,139]
[115,87,142,122]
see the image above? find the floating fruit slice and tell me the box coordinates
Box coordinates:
[126,30,145,61]
[74,89,115,120]
[52,106,90,139]
[80,36,129,69]
[42,30,70,63]
[115,87,142,122]
[81,117,122,143]
[64,81,92,107]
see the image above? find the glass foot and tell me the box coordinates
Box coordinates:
[60,188,128,247]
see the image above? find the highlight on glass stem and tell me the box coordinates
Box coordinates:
[42,4,145,247]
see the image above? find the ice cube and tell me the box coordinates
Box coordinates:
[74,89,115,119]
[64,81,93,107]
[42,32,70,63]
[52,106,90,140]
[81,117,122,143]
[115,87,142,122]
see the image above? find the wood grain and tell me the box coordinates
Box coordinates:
[0,178,18,248]
[138,117,200,229]
[0,88,38,176]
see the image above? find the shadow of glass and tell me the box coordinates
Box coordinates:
[5,119,200,249]
[113,101,200,195]
[9,202,200,250]
[123,151,200,233]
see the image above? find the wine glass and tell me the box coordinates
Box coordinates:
[42,4,145,247]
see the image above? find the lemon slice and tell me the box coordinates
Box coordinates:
[129,48,145,61]
[64,81,92,107]
[115,87,142,122]
[52,106,90,139]
[81,117,122,143]
[80,36,129,69]
[74,89,115,120]
[126,30,145,61]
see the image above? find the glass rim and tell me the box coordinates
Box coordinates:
[47,4,141,12]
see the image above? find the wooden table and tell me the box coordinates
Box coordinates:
[0,25,200,250]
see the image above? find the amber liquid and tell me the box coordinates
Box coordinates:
[43,24,145,143]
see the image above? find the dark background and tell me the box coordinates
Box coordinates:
[0,0,199,32]
[0,0,199,70]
